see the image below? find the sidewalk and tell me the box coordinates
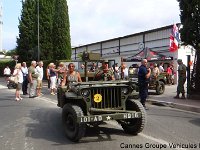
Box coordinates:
[147,85,200,113]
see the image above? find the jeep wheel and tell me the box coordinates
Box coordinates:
[120,100,146,135]
[128,93,139,99]
[156,81,165,95]
[62,104,86,142]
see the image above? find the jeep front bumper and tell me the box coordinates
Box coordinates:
[77,111,141,123]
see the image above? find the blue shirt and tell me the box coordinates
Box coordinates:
[138,65,148,84]
[50,69,56,77]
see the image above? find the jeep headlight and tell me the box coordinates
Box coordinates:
[81,89,90,97]
[122,87,129,95]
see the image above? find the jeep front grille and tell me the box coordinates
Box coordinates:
[90,87,122,109]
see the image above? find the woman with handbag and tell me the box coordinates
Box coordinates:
[13,63,23,101]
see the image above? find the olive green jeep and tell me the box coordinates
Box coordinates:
[148,72,167,95]
[57,80,146,142]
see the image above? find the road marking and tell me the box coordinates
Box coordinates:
[35,96,57,105]
[0,85,7,89]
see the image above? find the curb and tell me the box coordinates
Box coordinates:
[147,99,200,113]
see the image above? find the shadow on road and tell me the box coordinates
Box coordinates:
[26,107,135,144]
[189,118,200,127]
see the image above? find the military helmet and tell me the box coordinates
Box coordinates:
[177,59,182,63]
[101,59,109,63]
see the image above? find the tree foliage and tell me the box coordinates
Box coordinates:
[17,0,36,62]
[52,0,71,60]
[16,0,71,62]
[177,0,200,91]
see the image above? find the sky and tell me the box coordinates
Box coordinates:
[1,0,180,50]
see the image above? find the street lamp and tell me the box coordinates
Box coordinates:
[37,0,40,61]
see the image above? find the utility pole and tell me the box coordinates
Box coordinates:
[0,2,3,52]
[37,0,40,61]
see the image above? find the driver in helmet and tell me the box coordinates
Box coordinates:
[94,60,115,81]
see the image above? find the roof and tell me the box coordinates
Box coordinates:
[72,23,181,49]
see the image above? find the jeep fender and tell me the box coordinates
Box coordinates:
[65,92,82,99]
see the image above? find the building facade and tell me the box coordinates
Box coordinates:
[72,24,195,82]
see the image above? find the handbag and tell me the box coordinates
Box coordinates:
[9,75,19,84]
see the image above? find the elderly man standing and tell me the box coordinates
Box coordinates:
[28,61,39,98]
[174,59,187,99]
[138,59,151,109]
[36,61,44,96]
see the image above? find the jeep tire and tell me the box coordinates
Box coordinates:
[62,104,86,142]
[121,100,146,135]
[156,81,165,95]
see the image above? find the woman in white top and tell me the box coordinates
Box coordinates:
[13,63,23,101]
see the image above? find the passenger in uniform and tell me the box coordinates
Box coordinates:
[174,59,187,99]
[94,60,115,81]
[138,59,151,109]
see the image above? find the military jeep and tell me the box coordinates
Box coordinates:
[57,52,146,142]
[128,65,166,95]
[148,72,167,95]
[57,80,146,142]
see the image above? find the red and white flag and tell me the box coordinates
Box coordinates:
[169,24,180,52]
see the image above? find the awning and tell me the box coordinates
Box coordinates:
[123,47,173,62]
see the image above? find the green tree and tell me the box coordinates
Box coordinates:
[38,0,55,60]
[17,0,37,62]
[17,0,71,62]
[177,0,200,91]
[5,49,17,56]
[52,0,71,60]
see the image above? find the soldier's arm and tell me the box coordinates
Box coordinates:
[110,70,115,80]
[94,70,103,80]
[111,75,115,80]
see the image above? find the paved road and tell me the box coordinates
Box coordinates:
[0,81,200,150]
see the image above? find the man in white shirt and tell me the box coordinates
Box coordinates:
[21,62,29,95]
[159,63,164,73]
[36,61,44,96]
[4,66,11,81]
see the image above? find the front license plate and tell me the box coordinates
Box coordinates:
[78,112,141,123]
[79,115,103,123]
